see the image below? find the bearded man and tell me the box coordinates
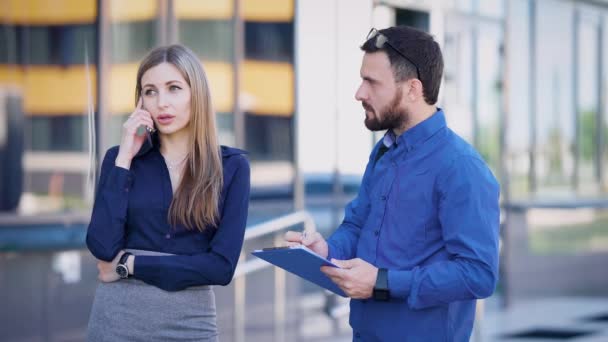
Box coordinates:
[286,25,500,342]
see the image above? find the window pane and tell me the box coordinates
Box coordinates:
[576,10,600,195]
[245,114,293,161]
[110,21,156,64]
[27,116,85,151]
[534,0,575,196]
[506,0,532,198]
[245,22,293,62]
[443,16,475,143]
[476,24,502,173]
[178,20,233,61]
[603,12,608,192]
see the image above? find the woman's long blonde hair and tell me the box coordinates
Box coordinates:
[135,44,223,231]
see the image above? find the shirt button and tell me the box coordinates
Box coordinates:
[374,230,379,236]
[381,195,387,200]
[355,332,361,338]
[165,233,171,239]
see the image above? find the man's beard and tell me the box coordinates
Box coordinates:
[363,89,409,132]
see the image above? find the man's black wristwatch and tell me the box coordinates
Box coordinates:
[373,268,390,301]
[115,252,132,279]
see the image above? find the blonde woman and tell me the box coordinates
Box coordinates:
[86,44,250,341]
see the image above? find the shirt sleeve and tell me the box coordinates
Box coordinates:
[133,155,251,291]
[86,147,133,261]
[387,155,500,309]
[326,148,376,261]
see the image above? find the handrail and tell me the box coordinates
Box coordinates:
[234,210,315,277]
[243,210,315,241]
[230,210,317,342]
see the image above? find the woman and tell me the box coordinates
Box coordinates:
[86,44,250,341]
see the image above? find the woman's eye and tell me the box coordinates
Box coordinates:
[144,89,157,96]
[170,85,181,91]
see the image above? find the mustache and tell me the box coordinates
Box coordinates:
[362,102,374,113]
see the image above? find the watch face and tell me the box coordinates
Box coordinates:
[116,264,128,279]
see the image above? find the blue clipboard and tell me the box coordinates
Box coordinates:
[252,245,347,297]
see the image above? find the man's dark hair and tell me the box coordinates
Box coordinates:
[361,26,443,105]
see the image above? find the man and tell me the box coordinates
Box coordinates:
[286,26,500,341]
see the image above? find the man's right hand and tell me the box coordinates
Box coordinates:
[284,229,329,259]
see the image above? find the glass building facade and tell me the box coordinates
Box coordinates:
[0,0,296,216]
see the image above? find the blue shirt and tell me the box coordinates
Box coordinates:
[86,138,250,292]
[327,109,500,341]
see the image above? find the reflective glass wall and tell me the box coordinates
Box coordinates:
[0,0,98,215]
[507,0,608,199]
[0,0,296,218]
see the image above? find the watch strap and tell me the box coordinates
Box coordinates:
[373,268,390,301]
[119,252,132,266]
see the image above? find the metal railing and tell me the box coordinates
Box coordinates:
[231,210,316,342]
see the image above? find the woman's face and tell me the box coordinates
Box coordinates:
[141,62,192,136]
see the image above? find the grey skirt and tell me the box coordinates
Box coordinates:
[87,250,218,342]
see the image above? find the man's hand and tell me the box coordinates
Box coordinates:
[321,258,378,299]
[284,228,329,259]
[96,251,125,283]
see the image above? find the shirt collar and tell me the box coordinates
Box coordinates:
[395,108,446,150]
[382,130,397,148]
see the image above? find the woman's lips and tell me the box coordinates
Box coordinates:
[157,114,175,125]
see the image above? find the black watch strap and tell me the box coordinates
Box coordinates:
[119,252,132,266]
[373,268,390,301]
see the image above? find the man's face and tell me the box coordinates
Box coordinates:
[355,52,409,132]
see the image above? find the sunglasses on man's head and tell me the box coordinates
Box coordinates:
[365,28,421,80]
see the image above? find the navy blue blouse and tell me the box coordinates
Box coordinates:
[86,138,250,291]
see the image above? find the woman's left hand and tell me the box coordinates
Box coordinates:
[97,251,125,282]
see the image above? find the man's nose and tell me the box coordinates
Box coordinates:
[355,83,366,102]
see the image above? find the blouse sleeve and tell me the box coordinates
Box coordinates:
[86,147,133,261]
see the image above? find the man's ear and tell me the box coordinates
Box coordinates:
[407,78,424,101]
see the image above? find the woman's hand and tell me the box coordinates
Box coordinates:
[96,251,125,283]
[115,97,155,169]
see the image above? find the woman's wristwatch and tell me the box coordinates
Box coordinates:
[115,252,133,279]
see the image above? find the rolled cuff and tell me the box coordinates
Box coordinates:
[388,269,413,299]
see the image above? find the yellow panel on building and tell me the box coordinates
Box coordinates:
[243,0,293,22]
[109,0,158,22]
[21,66,97,115]
[0,0,96,25]
[242,60,293,116]
[108,63,138,114]
[0,65,23,87]
[174,0,234,20]
[204,61,234,113]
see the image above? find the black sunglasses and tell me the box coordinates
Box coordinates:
[365,28,421,80]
